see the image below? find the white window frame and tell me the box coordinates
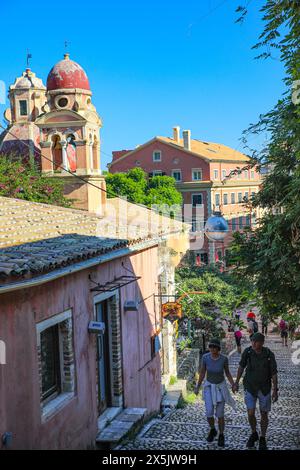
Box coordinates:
[93,290,123,408]
[18,99,28,117]
[223,193,228,205]
[244,169,249,179]
[251,170,255,179]
[213,169,219,180]
[153,170,163,176]
[152,150,162,162]
[238,192,243,203]
[191,193,203,207]
[222,169,227,180]
[172,169,182,182]
[36,309,75,422]
[231,192,235,204]
[215,193,220,207]
[192,168,202,181]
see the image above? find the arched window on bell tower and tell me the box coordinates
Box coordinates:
[89,133,94,171]
[66,134,77,172]
[93,135,99,171]
[52,135,62,171]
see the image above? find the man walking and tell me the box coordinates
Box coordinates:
[234,332,278,450]
[261,314,269,336]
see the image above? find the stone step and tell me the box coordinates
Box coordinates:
[162,390,182,409]
[96,407,147,447]
[97,407,123,431]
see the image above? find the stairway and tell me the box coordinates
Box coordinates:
[117,334,300,450]
[96,408,147,449]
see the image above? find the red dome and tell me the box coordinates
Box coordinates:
[47,54,90,91]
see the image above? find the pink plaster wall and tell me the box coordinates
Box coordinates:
[111,140,211,181]
[0,245,161,449]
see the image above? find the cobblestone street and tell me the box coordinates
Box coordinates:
[118,333,300,451]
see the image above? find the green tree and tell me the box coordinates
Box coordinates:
[105,168,183,208]
[145,175,183,207]
[0,155,70,207]
[228,1,300,318]
[175,265,252,343]
[105,168,147,204]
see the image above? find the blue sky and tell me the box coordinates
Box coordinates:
[0,0,285,169]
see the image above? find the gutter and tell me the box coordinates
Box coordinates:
[0,238,160,294]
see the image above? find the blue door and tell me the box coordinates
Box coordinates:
[96,301,111,414]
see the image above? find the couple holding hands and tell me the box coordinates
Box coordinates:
[194,333,278,450]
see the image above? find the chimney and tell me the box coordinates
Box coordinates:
[183,130,191,151]
[173,126,180,143]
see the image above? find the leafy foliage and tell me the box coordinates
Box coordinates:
[229,1,300,319]
[105,168,182,208]
[175,263,253,342]
[0,155,70,207]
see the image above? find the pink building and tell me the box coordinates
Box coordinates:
[109,127,262,264]
[0,197,176,449]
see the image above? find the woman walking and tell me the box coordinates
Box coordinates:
[194,338,236,447]
[234,324,243,354]
[279,318,288,346]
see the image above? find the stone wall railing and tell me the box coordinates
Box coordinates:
[177,348,200,383]
[221,332,236,355]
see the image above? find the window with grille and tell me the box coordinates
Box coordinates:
[37,310,75,417]
[172,170,182,181]
[41,324,61,402]
[153,151,161,162]
[192,169,202,181]
[19,100,28,116]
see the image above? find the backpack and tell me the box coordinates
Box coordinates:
[252,320,258,333]
[245,346,272,378]
[279,320,287,331]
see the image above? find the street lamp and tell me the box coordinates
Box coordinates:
[204,210,229,242]
[204,210,229,267]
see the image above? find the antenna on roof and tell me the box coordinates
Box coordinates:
[26,50,32,69]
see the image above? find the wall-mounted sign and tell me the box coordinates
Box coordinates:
[161,302,182,320]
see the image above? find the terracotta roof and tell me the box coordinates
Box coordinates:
[110,136,250,165]
[0,197,152,282]
[157,137,250,162]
